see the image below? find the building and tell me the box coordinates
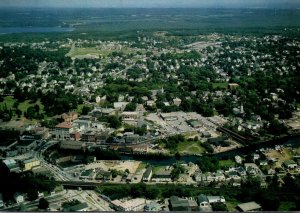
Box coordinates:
[283,160,298,169]
[160,113,178,121]
[2,159,20,173]
[16,140,37,153]
[54,122,73,140]
[61,112,78,123]
[169,196,199,211]
[60,140,83,150]
[63,202,89,211]
[144,202,161,212]
[197,194,225,206]
[22,158,40,171]
[173,98,182,106]
[122,111,139,121]
[236,202,262,212]
[113,102,128,111]
[14,192,24,204]
[111,198,146,211]
[142,167,153,182]
[152,168,172,182]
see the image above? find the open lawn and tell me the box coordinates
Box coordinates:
[278,201,296,211]
[0,96,45,117]
[66,47,100,58]
[219,159,236,169]
[177,141,205,155]
[212,82,228,90]
[136,162,147,172]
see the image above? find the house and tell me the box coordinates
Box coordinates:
[283,160,298,169]
[236,202,262,212]
[173,97,182,106]
[22,158,40,171]
[142,167,153,182]
[54,122,73,140]
[0,193,4,208]
[207,196,226,204]
[152,168,172,182]
[197,194,226,206]
[61,112,78,123]
[196,194,210,207]
[235,155,242,164]
[144,201,161,211]
[14,192,24,203]
[113,102,128,111]
[111,198,146,211]
[122,112,139,121]
[169,196,199,211]
[63,202,89,211]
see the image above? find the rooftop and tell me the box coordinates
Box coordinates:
[237,201,261,212]
[56,122,72,129]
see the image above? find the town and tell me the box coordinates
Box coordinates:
[1,8,300,212]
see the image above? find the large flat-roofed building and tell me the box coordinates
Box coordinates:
[2,159,20,173]
[22,158,40,171]
[54,122,73,140]
[60,140,83,150]
[111,198,146,211]
[236,202,262,212]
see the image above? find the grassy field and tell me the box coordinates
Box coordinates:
[212,82,229,90]
[136,162,147,172]
[0,96,44,117]
[66,47,100,58]
[177,141,205,155]
[219,159,236,168]
[278,201,296,211]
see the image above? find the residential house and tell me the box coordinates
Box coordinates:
[173,97,182,106]
[169,196,199,211]
[142,167,153,182]
[283,160,298,170]
[236,202,262,212]
[152,168,172,182]
[122,112,139,121]
[14,192,24,204]
[61,112,78,123]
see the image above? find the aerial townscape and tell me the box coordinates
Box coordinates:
[0,3,300,212]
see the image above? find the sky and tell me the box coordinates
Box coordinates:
[0,0,300,8]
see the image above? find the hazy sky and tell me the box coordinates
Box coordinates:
[0,0,300,8]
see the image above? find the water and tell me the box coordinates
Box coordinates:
[121,135,300,166]
[0,27,74,34]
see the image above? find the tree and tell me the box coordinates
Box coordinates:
[211,202,228,211]
[107,115,122,129]
[81,105,92,115]
[38,198,49,210]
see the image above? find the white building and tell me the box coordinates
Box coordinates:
[14,193,24,204]
[112,198,146,211]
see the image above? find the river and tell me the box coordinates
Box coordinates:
[120,135,300,166]
[0,27,74,34]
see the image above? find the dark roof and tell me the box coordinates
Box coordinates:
[197,194,208,204]
[143,167,152,179]
[64,202,88,211]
